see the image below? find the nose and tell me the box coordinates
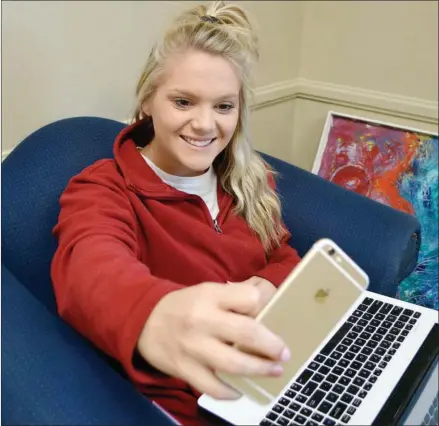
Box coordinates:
[191,106,215,135]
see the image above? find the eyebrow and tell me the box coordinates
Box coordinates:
[168,89,239,101]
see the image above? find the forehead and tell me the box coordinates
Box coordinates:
[159,49,241,98]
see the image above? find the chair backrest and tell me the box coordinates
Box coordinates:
[2,117,126,312]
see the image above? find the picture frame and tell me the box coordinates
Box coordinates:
[312,111,438,309]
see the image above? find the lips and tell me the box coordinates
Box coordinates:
[180,135,216,148]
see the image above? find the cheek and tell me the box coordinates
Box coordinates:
[220,115,239,141]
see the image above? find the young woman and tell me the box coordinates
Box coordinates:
[51,1,301,424]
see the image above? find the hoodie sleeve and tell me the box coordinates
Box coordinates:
[51,161,185,385]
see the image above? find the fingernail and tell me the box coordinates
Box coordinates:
[270,364,284,375]
[280,347,291,362]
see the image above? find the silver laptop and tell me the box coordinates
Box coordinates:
[198,292,438,425]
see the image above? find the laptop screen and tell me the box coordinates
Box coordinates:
[399,355,438,426]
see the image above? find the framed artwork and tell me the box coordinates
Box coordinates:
[312,111,438,310]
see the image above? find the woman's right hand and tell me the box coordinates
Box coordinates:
[137,282,290,400]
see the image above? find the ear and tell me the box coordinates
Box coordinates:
[141,99,152,117]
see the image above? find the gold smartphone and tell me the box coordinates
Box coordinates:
[217,238,369,405]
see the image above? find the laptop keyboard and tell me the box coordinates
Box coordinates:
[260,296,423,426]
[422,395,438,425]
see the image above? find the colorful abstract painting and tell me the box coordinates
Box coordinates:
[313,112,438,310]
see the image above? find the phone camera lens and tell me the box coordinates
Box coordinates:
[328,248,336,256]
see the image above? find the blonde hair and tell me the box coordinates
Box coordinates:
[134,1,285,251]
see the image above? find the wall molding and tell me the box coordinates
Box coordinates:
[253,78,438,125]
[3,78,437,160]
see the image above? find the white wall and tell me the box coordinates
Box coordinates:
[2,1,438,169]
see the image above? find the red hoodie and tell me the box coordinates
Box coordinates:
[51,119,301,425]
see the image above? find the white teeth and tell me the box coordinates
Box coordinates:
[181,136,214,147]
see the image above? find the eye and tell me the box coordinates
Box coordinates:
[173,98,192,109]
[216,103,235,113]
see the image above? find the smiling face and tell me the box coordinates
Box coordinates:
[141,49,241,177]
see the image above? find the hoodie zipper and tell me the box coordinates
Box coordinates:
[129,182,225,234]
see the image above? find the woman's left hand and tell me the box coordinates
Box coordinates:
[227,276,276,317]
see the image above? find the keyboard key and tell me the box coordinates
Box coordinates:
[376,347,386,356]
[365,361,376,370]
[318,366,330,375]
[347,406,356,415]
[311,413,324,422]
[355,338,366,346]
[390,306,403,316]
[375,313,385,321]
[336,344,348,353]
[347,315,358,323]
[358,319,368,327]
[358,303,368,312]
[283,410,295,419]
[367,340,378,348]
[370,354,381,363]
[313,373,325,383]
[260,419,274,426]
[333,384,345,394]
[356,354,367,363]
[321,322,353,356]
[413,312,421,318]
[285,390,296,399]
[344,352,355,360]
[307,390,325,408]
[367,300,383,314]
[267,412,279,421]
[363,313,373,321]
[333,367,344,376]
[297,369,313,385]
[289,402,300,411]
[324,358,336,367]
[330,351,342,360]
[345,369,356,378]
[359,369,371,379]
[351,345,361,353]
[302,381,318,396]
[402,309,413,317]
[354,377,365,387]
[347,385,359,395]
[385,334,396,342]
[363,297,373,305]
[327,374,338,384]
[359,390,368,399]
[393,343,401,349]
[387,315,397,322]
[372,334,383,342]
[380,340,391,349]
[399,315,410,323]
[341,414,351,423]
[315,354,326,363]
[352,326,363,334]
[326,392,338,402]
[369,375,378,383]
[352,310,362,317]
[341,393,354,404]
[360,332,371,340]
[397,336,405,343]
[377,327,387,335]
[351,361,362,370]
[276,417,288,426]
[308,362,319,371]
[374,368,383,376]
[361,347,373,356]
[381,321,392,329]
[291,383,302,391]
[339,377,350,386]
[371,319,381,327]
[296,395,307,403]
[388,349,396,355]
[318,401,333,414]
[323,419,335,426]
[364,383,372,391]
[273,405,283,413]
[279,397,289,406]
[339,359,350,368]
[329,401,348,419]
[379,303,393,315]
[344,336,356,343]
[390,327,400,335]
[300,407,312,417]
[402,330,409,337]
[294,414,306,424]
[395,321,404,329]
[384,355,392,362]
[307,421,319,426]
[353,398,362,407]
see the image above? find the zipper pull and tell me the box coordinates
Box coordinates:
[213,219,223,234]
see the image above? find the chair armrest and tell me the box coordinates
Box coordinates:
[261,154,421,298]
[1,264,176,426]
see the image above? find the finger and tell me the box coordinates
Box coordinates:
[213,311,290,362]
[193,337,285,377]
[218,283,262,316]
[181,359,242,400]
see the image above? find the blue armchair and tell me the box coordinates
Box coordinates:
[2,117,421,425]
